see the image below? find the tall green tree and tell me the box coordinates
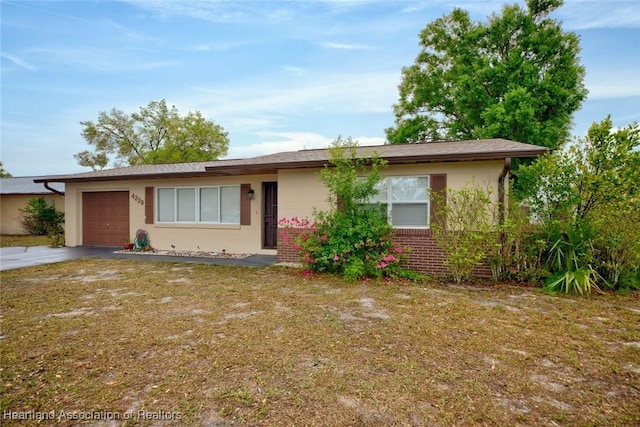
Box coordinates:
[75,99,229,169]
[0,161,12,177]
[387,0,587,149]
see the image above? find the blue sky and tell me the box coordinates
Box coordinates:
[1,0,639,176]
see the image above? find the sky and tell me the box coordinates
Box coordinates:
[1,0,639,177]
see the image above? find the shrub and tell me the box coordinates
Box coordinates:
[19,198,64,237]
[279,136,414,281]
[542,220,601,295]
[431,185,496,284]
[489,199,548,283]
[590,206,640,290]
[516,117,640,292]
[280,210,411,281]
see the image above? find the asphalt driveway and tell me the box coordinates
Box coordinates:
[0,246,277,271]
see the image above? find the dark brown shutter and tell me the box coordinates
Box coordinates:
[430,174,447,227]
[240,183,251,226]
[145,187,154,224]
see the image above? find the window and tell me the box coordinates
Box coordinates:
[157,186,240,224]
[366,176,430,228]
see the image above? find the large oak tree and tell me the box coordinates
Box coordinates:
[75,99,229,169]
[386,0,587,149]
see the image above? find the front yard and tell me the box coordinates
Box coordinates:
[1,259,639,425]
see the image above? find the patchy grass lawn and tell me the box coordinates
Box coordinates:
[1,235,50,248]
[1,259,639,426]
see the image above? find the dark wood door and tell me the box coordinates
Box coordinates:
[263,182,278,249]
[82,191,130,246]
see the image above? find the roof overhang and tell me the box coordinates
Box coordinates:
[32,140,549,183]
[203,149,546,175]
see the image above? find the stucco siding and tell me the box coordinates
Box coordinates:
[65,175,277,254]
[1,194,65,235]
[276,160,504,222]
[277,168,330,221]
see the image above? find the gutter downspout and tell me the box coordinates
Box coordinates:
[43,182,65,197]
[498,157,511,227]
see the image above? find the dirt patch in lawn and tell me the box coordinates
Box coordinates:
[1,259,639,426]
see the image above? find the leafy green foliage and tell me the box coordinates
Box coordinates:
[280,137,414,281]
[19,198,64,245]
[75,99,229,169]
[487,198,548,283]
[431,185,497,283]
[543,220,600,295]
[592,209,640,290]
[516,117,640,291]
[387,0,586,149]
[0,161,12,177]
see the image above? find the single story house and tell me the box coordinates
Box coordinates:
[0,177,65,235]
[34,139,547,275]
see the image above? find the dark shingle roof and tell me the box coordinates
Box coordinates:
[0,177,65,194]
[34,139,547,183]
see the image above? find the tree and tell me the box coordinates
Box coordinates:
[0,161,12,177]
[75,99,229,169]
[386,0,587,150]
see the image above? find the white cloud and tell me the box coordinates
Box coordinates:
[225,131,334,159]
[29,47,179,71]
[584,69,640,99]
[120,0,251,23]
[322,42,370,50]
[224,131,386,160]
[558,2,640,30]
[188,41,248,51]
[189,70,400,119]
[282,66,306,75]
[1,52,36,71]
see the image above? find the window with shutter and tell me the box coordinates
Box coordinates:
[156,185,241,224]
[364,176,431,228]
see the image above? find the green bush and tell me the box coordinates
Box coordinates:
[279,137,414,281]
[281,209,411,281]
[542,220,601,295]
[19,198,64,237]
[431,185,496,284]
[516,117,640,292]
[590,207,640,290]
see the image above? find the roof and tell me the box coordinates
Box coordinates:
[34,139,548,183]
[0,176,65,195]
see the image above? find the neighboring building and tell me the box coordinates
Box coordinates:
[34,139,547,275]
[0,177,65,235]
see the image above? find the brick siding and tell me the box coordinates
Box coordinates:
[277,227,491,278]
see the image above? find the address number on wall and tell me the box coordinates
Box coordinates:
[131,193,144,206]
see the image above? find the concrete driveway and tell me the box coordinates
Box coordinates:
[0,246,277,271]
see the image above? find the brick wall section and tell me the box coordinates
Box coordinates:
[277,227,491,278]
[277,227,304,264]
[392,228,448,276]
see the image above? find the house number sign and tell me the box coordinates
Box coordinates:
[131,193,144,206]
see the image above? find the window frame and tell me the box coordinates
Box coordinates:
[156,185,241,224]
[366,175,431,229]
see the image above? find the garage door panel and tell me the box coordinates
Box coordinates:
[82,191,130,246]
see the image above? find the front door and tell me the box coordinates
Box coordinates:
[263,182,278,249]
